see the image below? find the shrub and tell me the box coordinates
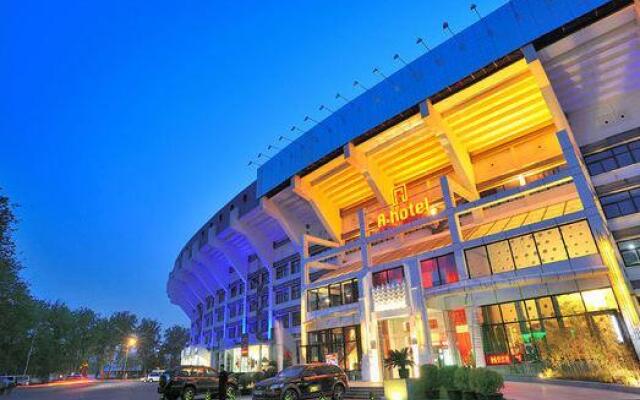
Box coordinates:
[454,367,471,392]
[539,326,640,385]
[439,365,459,390]
[420,364,439,391]
[469,368,504,396]
[253,371,265,384]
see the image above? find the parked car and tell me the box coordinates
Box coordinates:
[0,376,17,395]
[145,370,164,383]
[15,375,30,386]
[66,372,84,380]
[158,365,238,400]
[253,363,348,400]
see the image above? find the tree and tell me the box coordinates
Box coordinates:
[136,318,162,373]
[0,192,37,375]
[160,326,189,368]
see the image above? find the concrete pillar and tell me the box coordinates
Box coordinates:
[405,259,434,367]
[357,273,381,382]
[465,306,486,367]
[441,176,469,280]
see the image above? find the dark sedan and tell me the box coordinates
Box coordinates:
[253,364,348,400]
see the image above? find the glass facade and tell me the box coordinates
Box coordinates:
[599,188,640,219]
[306,326,362,381]
[420,253,459,288]
[372,267,405,287]
[307,279,359,311]
[584,138,640,176]
[465,220,598,278]
[479,288,624,365]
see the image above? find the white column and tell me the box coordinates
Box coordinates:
[465,306,486,367]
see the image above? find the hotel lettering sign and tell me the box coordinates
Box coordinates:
[376,184,431,228]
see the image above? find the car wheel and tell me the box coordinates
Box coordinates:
[283,389,299,400]
[333,384,345,400]
[182,386,196,400]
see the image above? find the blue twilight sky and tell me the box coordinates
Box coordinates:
[0,0,507,328]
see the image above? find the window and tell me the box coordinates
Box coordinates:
[261,294,268,308]
[276,290,289,304]
[307,279,358,311]
[249,300,257,312]
[227,326,235,339]
[479,288,621,365]
[260,319,268,332]
[239,283,244,295]
[291,259,301,275]
[292,311,301,326]
[584,139,640,176]
[231,285,238,298]
[216,308,224,322]
[217,291,225,303]
[250,277,258,290]
[420,254,459,288]
[599,188,640,219]
[291,285,301,300]
[372,267,405,287]
[229,304,237,318]
[276,264,288,279]
[465,220,598,278]
[278,314,290,329]
[618,239,640,268]
[304,325,362,380]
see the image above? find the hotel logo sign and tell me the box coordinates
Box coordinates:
[376,184,431,228]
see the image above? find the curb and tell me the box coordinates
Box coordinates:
[505,375,640,395]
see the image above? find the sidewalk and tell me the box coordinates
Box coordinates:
[503,381,640,400]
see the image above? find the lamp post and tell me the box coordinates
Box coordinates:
[122,336,137,380]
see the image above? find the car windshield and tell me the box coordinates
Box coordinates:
[277,366,305,378]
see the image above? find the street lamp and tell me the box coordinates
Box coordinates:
[123,336,137,380]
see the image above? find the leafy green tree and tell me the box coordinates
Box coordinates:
[0,193,37,375]
[161,326,189,367]
[136,318,162,373]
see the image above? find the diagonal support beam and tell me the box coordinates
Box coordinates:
[193,251,229,292]
[344,142,395,206]
[421,100,479,201]
[208,227,249,282]
[229,209,275,268]
[522,44,572,134]
[261,197,305,249]
[306,260,340,271]
[292,175,343,243]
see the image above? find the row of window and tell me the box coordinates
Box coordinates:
[275,310,302,329]
[249,294,269,312]
[275,257,301,280]
[584,137,640,176]
[307,279,359,311]
[275,285,301,305]
[372,266,404,287]
[465,220,598,278]
[228,302,243,318]
[247,319,269,335]
[249,270,270,290]
[480,288,622,363]
[599,187,640,219]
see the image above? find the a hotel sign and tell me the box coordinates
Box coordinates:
[376,184,431,228]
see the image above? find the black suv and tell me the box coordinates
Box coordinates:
[158,365,238,400]
[253,364,348,400]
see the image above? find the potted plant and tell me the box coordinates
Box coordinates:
[420,364,439,399]
[454,367,475,400]
[439,365,460,400]
[384,348,415,379]
[470,368,504,400]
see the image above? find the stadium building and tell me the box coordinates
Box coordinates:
[168,0,640,382]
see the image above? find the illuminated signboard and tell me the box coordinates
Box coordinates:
[485,353,511,366]
[376,184,435,228]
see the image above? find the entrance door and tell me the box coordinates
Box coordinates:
[378,318,413,380]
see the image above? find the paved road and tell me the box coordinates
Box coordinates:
[10,381,251,400]
[9,380,640,400]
